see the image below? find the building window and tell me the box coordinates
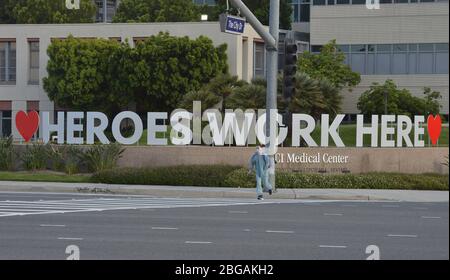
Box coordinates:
[0,101,12,138]
[95,0,118,23]
[0,41,16,85]
[28,40,40,85]
[338,43,448,75]
[254,42,266,78]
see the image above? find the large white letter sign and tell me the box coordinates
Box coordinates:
[171,110,193,145]
[414,116,425,147]
[86,112,110,144]
[42,111,65,144]
[148,112,168,146]
[67,112,84,145]
[356,115,379,147]
[380,115,395,148]
[291,114,317,147]
[112,112,143,145]
[321,114,345,147]
[397,115,413,147]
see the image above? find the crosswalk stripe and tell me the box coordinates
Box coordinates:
[0,198,271,218]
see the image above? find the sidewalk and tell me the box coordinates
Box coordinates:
[0,181,448,202]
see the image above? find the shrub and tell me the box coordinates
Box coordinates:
[0,136,14,171]
[48,145,82,175]
[92,166,448,191]
[20,144,49,171]
[92,165,240,187]
[80,144,125,173]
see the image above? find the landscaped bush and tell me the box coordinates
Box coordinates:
[91,165,240,187]
[225,168,449,191]
[20,144,49,171]
[92,166,449,191]
[48,145,83,175]
[79,144,125,173]
[0,137,14,171]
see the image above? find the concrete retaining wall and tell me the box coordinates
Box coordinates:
[117,146,449,174]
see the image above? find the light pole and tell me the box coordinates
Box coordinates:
[228,0,280,190]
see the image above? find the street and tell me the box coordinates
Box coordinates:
[0,192,448,260]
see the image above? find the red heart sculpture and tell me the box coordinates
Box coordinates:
[15,111,40,142]
[427,114,442,146]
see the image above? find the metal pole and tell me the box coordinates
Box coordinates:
[266,0,280,191]
[227,0,279,190]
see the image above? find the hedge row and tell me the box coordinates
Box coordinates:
[92,166,449,191]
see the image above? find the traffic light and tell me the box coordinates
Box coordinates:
[283,39,298,101]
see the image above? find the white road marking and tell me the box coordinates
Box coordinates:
[382,205,400,208]
[58,237,83,241]
[387,234,418,238]
[265,230,294,234]
[319,245,347,249]
[0,197,280,218]
[324,213,343,216]
[228,211,248,214]
[421,216,441,219]
[151,227,179,230]
[413,207,428,210]
[341,205,357,207]
[185,241,212,244]
[243,229,251,232]
[40,224,66,227]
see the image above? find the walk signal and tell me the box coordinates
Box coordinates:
[283,40,298,101]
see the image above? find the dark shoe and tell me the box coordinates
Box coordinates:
[257,195,264,201]
[268,189,273,196]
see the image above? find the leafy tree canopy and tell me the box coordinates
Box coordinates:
[299,40,361,90]
[357,80,442,117]
[0,0,96,24]
[113,0,200,23]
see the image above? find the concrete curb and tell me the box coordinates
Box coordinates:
[0,181,448,202]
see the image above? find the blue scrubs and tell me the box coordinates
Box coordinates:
[249,152,273,196]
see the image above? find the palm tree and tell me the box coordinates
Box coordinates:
[289,72,325,120]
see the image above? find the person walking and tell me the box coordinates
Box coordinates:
[248,145,273,200]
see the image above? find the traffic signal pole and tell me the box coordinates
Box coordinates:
[228,0,280,191]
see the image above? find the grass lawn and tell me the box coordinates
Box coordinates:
[0,171,91,183]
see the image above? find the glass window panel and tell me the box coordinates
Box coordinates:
[392,53,407,74]
[336,0,350,3]
[394,0,409,3]
[419,43,433,52]
[352,0,366,3]
[408,44,418,52]
[337,45,349,52]
[300,4,310,22]
[367,44,376,52]
[393,44,407,52]
[435,53,449,74]
[327,0,335,4]
[313,0,326,4]
[367,54,375,75]
[418,53,433,74]
[408,53,417,74]
[380,0,393,3]
[377,44,391,52]
[376,53,391,74]
[351,53,365,74]
[435,43,449,52]
[351,45,365,52]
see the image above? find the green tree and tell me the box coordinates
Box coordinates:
[1,0,96,24]
[227,83,266,110]
[113,0,200,22]
[131,33,228,112]
[214,0,293,30]
[178,89,221,111]
[299,40,361,90]
[43,36,130,115]
[357,80,442,117]
[287,73,325,120]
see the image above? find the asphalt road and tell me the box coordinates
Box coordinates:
[0,191,448,260]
